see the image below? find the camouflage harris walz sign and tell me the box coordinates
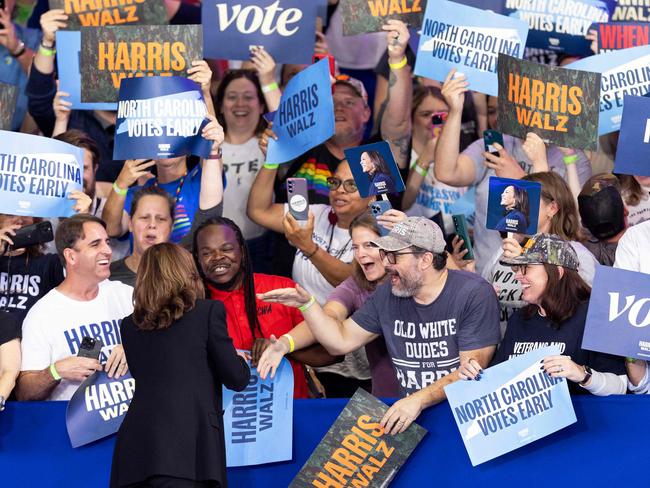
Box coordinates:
[289,389,427,487]
[496,53,601,151]
[0,82,18,130]
[80,24,202,103]
[339,0,427,36]
[48,0,167,29]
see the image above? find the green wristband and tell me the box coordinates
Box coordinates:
[50,363,61,381]
[563,154,578,166]
[263,163,279,170]
[298,295,316,312]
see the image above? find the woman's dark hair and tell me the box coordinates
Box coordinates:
[349,212,382,291]
[521,264,591,329]
[54,129,101,171]
[129,186,175,220]
[616,174,644,207]
[505,185,530,224]
[523,172,582,240]
[411,85,445,122]
[133,243,204,330]
[192,217,261,338]
[364,150,391,178]
[214,69,268,136]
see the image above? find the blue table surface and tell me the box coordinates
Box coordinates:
[1,396,649,487]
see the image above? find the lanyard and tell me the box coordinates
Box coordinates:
[155,173,187,205]
[326,223,352,260]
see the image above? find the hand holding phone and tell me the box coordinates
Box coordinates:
[453,214,474,260]
[78,337,103,360]
[9,221,54,250]
[370,200,393,236]
[483,130,504,157]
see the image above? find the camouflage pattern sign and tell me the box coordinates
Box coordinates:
[289,389,427,487]
[80,25,202,103]
[339,0,427,36]
[48,0,167,29]
[0,83,18,131]
[497,54,601,151]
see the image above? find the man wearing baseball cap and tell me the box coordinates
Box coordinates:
[257,217,501,434]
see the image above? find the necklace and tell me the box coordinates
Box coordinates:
[326,222,352,259]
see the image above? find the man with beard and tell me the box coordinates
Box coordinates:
[257,217,501,433]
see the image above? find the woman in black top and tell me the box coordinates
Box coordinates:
[111,243,250,488]
[458,233,626,396]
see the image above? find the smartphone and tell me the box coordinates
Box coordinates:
[312,53,336,78]
[483,129,504,156]
[10,221,53,249]
[287,178,309,221]
[77,337,103,360]
[453,214,474,260]
[431,112,447,138]
[370,200,393,236]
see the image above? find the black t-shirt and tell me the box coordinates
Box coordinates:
[492,302,626,395]
[0,253,64,325]
[109,259,137,288]
[0,311,21,344]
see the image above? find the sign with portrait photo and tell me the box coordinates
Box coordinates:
[344,141,405,197]
[486,176,541,234]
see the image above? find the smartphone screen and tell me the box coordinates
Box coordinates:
[483,130,504,156]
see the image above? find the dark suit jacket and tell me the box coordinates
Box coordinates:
[110,299,250,487]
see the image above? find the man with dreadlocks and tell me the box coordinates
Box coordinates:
[193,217,339,398]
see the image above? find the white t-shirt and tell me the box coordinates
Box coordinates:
[221,137,266,240]
[615,220,650,274]
[21,280,134,400]
[624,187,650,227]
[405,149,467,234]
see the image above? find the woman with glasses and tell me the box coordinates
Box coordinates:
[458,233,625,396]
[402,85,467,234]
[247,160,375,396]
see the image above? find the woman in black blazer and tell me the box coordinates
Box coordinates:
[111,243,250,488]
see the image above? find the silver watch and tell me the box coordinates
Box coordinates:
[0,395,5,412]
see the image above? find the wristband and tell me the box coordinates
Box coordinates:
[206,147,222,160]
[281,334,296,353]
[388,56,408,70]
[112,182,128,196]
[414,164,427,177]
[11,41,26,58]
[263,163,279,169]
[298,295,316,312]
[563,154,578,166]
[304,245,319,259]
[38,45,56,57]
[262,82,279,93]
[50,363,62,381]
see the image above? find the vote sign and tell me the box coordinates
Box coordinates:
[583,265,650,360]
[202,0,318,64]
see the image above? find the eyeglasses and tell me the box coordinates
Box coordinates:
[511,264,529,275]
[379,249,424,264]
[327,177,358,193]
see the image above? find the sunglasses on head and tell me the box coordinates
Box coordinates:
[326,177,358,193]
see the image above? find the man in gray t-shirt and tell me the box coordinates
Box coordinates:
[257,217,501,435]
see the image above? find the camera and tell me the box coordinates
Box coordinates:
[9,221,54,250]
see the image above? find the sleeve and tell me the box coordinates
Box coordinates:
[628,364,650,394]
[457,280,502,351]
[207,301,251,391]
[20,308,53,371]
[0,312,21,344]
[586,349,626,377]
[46,254,65,290]
[461,138,489,187]
[327,277,356,315]
[573,150,593,187]
[489,312,519,366]
[25,64,57,136]
[350,287,384,334]
[180,202,224,250]
[572,242,597,286]
[614,228,641,272]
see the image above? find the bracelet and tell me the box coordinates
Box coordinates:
[304,245,319,259]
[281,334,296,353]
[38,45,56,57]
[206,147,222,160]
[112,182,128,197]
[263,163,279,169]
[262,82,279,93]
[626,357,637,364]
[563,154,578,166]
[11,41,26,58]
[388,56,408,70]
[414,164,427,177]
[50,363,62,381]
[41,40,56,49]
[298,295,316,312]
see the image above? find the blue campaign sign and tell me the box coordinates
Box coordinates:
[444,346,576,466]
[414,0,528,96]
[583,265,650,359]
[0,131,84,218]
[569,45,650,134]
[56,31,117,111]
[66,371,135,448]
[114,77,212,160]
[486,176,542,234]
[202,0,318,64]
[266,58,334,165]
[504,0,613,55]
[614,95,650,177]
[344,141,405,197]
[222,356,294,467]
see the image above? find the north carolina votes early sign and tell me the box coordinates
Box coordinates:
[444,346,576,466]
[0,131,84,218]
[48,0,167,29]
[497,53,601,150]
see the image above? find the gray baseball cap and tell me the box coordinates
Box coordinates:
[371,217,446,253]
[499,233,579,271]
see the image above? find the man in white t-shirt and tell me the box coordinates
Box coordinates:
[16,215,134,401]
[614,219,650,274]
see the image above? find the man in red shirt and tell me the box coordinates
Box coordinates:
[193,217,338,398]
